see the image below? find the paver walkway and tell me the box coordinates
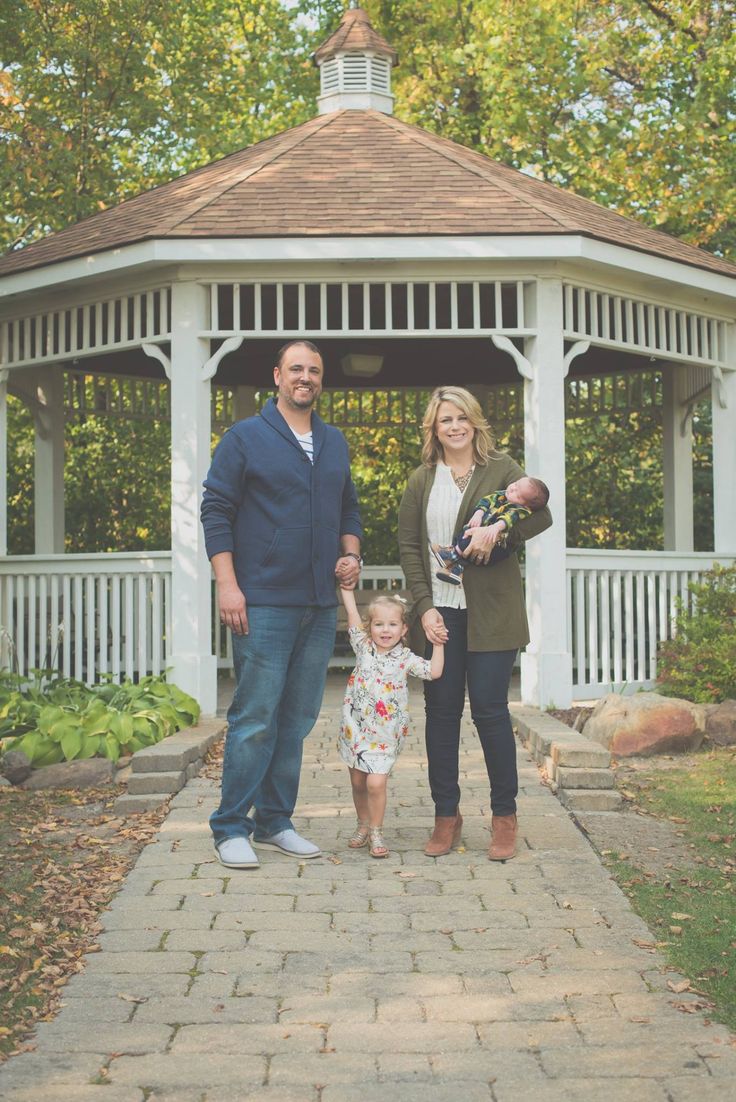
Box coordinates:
[1,676,734,1102]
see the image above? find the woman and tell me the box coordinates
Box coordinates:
[398,387,552,860]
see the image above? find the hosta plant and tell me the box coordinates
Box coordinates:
[0,673,200,767]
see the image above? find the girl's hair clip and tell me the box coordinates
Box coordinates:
[393,595,408,604]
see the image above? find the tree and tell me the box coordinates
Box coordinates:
[0,1,317,250]
[361,0,735,257]
[3,2,733,256]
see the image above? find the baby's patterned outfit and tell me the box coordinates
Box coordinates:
[338,627,432,774]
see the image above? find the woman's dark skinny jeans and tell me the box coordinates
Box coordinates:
[424,606,518,818]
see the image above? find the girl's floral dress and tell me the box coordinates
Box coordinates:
[338,626,432,774]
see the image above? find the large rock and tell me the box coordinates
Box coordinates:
[704,699,736,746]
[583,692,706,757]
[22,757,115,790]
[1,750,33,785]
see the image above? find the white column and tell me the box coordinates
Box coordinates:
[662,364,694,551]
[520,278,573,708]
[0,369,7,555]
[712,323,736,552]
[31,367,65,554]
[169,281,218,714]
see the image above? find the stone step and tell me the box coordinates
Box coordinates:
[555,765,616,790]
[559,788,623,812]
[113,792,171,814]
[127,770,186,796]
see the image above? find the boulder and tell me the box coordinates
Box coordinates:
[1,750,33,785]
[704,699,736,747]
[22,758,115,790]
[583,692,706,757]
[573,709,592,733]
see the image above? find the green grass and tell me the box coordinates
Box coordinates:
[602,747,736,1031]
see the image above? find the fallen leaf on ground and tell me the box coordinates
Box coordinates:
[667,979,691,993]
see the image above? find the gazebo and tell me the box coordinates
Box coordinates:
[1,6,734,714]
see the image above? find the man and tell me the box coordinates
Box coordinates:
[201,340,362,869]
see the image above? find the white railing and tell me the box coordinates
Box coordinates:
[0,553,171,684]
[213,565,407,670]
[2,552,730,697]
[566,549,730,698]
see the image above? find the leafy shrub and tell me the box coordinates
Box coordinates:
[0,674,200,767]
[656,565,736,703]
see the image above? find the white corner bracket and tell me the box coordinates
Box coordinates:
[563,340,590,378]
[491,335,533,381]
[712,364,729,410]
[202,335,245,382]
[141,342,172,380]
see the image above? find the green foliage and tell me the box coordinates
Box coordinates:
[0,672,200,767]
[657,565,736,703]
[2,1,733,257]
[365,0,736,258]
[7,385,170,555]
[603,748,736,1031]
[7,374,716,561]
[1,1,319,250]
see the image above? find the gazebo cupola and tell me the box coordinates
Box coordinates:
[314,4,398,115]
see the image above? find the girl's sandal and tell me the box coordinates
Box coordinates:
[369,827,389,859]
[348,821,370,848]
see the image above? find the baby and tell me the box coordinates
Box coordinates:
[431,476,549,586]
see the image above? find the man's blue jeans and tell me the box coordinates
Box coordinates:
[210,605,337,846]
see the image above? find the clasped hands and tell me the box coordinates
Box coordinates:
[335,556,360,590]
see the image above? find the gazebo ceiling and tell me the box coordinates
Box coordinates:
[1,109,735,283]
[69,337,651,389]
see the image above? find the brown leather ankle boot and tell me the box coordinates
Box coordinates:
[488,813,517,861]
[424,811,463,857]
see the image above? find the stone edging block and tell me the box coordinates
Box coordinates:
[510,704,622,812]
[114,717,225,814]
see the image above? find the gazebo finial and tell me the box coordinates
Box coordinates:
[313,5,398,115]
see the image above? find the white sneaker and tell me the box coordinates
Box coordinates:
[215,836,259,869]
[254,829,321,859]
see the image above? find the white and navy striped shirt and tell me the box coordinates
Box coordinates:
[290,428,314,463]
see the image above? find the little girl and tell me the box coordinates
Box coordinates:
[338,587,444,858]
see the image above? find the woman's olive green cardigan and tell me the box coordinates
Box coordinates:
[398,453,552,653]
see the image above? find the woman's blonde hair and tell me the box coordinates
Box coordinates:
[421,386,495,468]
[365,593,410,627]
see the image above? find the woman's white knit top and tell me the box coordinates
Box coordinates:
[425,463,467,610]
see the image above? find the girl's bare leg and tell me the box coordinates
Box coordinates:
[347,767,370,847]
[349,767,369,821]
[366,773,388,827]
[366,774,390,858]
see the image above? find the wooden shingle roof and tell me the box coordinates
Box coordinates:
[313,6,398,64]
[1,109,734,279]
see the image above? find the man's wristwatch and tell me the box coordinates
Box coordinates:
[343,552,363,567]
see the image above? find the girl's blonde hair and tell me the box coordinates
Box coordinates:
[421,386,496,467]
[366,593,410,627]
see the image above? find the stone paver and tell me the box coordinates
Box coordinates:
[1,674,734,1101]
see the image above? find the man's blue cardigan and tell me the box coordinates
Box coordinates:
[201,398,362,607]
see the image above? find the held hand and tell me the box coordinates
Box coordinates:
[335,556,360,590]
[421,608,449,646]
[218,582,249,635]
[461,525,501,565]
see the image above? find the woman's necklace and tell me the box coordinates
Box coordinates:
[450,464,475,493]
